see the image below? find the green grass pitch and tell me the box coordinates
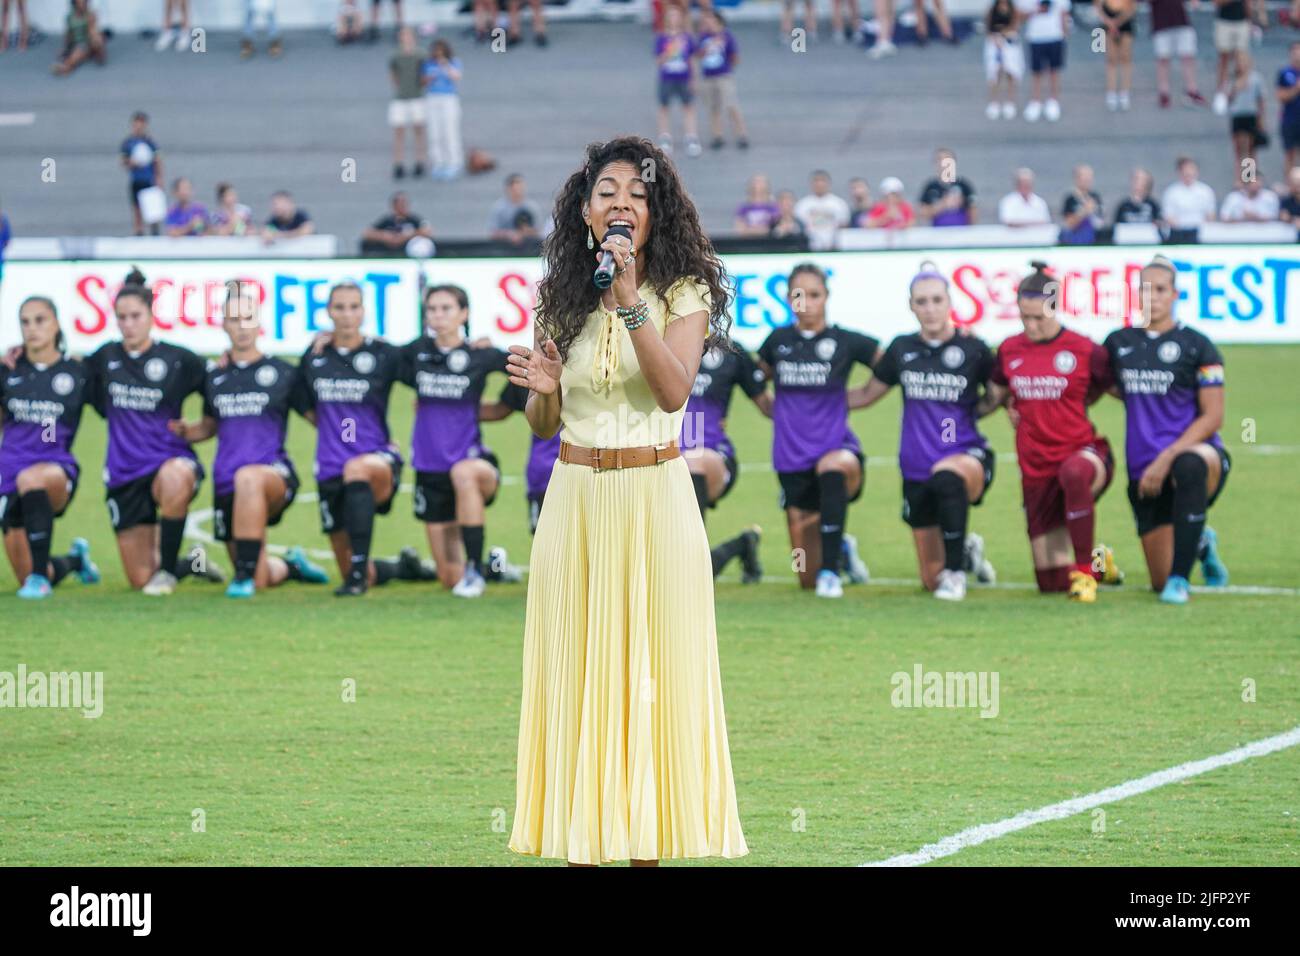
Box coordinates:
[1,344,1296,866]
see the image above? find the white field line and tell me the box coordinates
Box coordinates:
[862,724,1300,867]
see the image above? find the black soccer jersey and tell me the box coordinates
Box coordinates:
[682,346,766,458]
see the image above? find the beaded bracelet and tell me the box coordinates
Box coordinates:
[616,299,650,331]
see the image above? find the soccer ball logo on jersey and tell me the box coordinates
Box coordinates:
[815,338,837,361]
[447,349,469,374]
[942,345,964,370]
[701,348,724,371]
[52,372,75,396]
[1158,341,1181,364]
[352,351,377,375]
[1053,351,1077,374]
[255,364,279,388]
[144,357,168,382]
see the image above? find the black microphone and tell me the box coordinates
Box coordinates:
[593,224,633,289]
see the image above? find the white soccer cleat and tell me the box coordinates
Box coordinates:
[840,533,870,584]
[963,532,997,584]
[142,570,178,596]
[488,546,523,583]
[815,569,843,598]
[933,569,967,601]
[453,566,487,598]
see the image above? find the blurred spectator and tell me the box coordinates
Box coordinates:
[1280,167,1300,222]
[264,191,314,241]
[1059,164,1104,244]
[832,0,860,43]
[1095,0,1135,112]
[507,0,548,47]
[1227,52,1268,174]
[696,10,748,150]
[1228,54,1266,173]
[390,26,427,180]
[656,5,701,158]
[369,0,403,43]
[919,147,978,226]
[781,0,818,44]
[164,178,209,237]
[864,177,916,229]
[1114,167,1163,224]
[241,0,282,59]
[1161,157,1217,228]
[424,39,465,180]
[52,0,105,76]
[984,0,1023,120]
[998,168,1051,226]
[1149,0,1207,109]
[336,0,364,44]
[1211,0,1263,116]
[848,178,873,227]
[770,190,807,241]
[734,174,780,235]
[1276,41,1300,178]
[157,0,190,52]
[1,0,29,53]
[472,0,496,43]
[794,170,850,250]
[121,111,162,237]
[488,174,543,246]
[914,0,956,45]
[1017,0,1069,123]
[209,183,254,237]
[361,191,432,253]
[1219,175,1279,222]
[869,0,897,58]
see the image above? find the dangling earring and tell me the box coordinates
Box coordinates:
[586,225,594,250]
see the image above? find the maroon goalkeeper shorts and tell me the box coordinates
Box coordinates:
[1021,438,1114,538]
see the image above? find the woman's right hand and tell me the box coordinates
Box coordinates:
[1,345,22,370]
[506,339,562,395]
[310,331,334,356]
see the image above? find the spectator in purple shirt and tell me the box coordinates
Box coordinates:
[734,174,781,235]
[164,177,209,237]
[655,5,702,157]
[695,10,749,150]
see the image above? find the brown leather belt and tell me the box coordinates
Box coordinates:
[558,439,680,472]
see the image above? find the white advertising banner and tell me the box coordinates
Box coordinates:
[2,244,1297,356]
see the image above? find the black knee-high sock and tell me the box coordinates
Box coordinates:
[690,472,710,519]
[462,525,485,572]
[817,471,847,575]
[20,490,53,579]
[1170,452,1208,580]
[342,481,375,583]
[928,470,969,572]
[49,554,80,586]
[160,516,186,578]
[710,534,746,578]
[234,538,262,582]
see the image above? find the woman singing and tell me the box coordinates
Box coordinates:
[507,136,748,866]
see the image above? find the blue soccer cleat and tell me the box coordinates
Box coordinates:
[225,578,256,599]
[1159,575,1191,605]
[285,545,329,584]
[1198,527,1229,588]
[70,537,101,584]
[17,574,53,600]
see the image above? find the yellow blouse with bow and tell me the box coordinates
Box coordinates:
[556,276,712,449]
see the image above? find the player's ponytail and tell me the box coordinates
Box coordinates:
[909,259,949,296]
[116,266,153,309]
[1017,260,1057,300]
[1144,254,1177,279]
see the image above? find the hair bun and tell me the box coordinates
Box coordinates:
[1028,260,1049,272]
[123,265,148,288]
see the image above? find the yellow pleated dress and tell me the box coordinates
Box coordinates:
[509,276,749,865]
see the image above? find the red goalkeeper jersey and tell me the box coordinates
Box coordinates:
[991,327,1109,482]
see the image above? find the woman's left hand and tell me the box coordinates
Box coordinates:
[598,232,640,308]
[1138,452,1172,498]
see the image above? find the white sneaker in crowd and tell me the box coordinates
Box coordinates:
[1044,98,1061,122]
[1212,91,1228,116]
[155,27,176,51]
[1001,100,1017,120]
[1106,90,1119,111]
[986,101,1001,120]
[1024,100,1042,122]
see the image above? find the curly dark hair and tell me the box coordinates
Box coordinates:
[534,136,733,362]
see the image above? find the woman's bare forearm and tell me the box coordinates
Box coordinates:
[526,389,562,439]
